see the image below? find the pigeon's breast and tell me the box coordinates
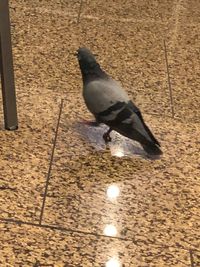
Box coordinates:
[83,79,130,115]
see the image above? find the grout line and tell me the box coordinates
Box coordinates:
[1,217,200,254]
[0,217,133,243]
[39,99,64,225]
[164,39,175,118]
[14,2,199,27]
[189,249,195,267]
[12,5,169,24]
[170,0,183,48]
[77,0,84,24]
[144,112,199,123]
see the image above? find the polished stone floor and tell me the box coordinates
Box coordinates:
[0,0,199,266]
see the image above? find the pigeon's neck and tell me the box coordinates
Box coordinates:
[80,62,109,84]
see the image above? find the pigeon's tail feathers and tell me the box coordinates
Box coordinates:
[141,142,163,156]
[124,125,163,156]
[131,116,163,156]
[125,102,162,156]
[128,101,161,146]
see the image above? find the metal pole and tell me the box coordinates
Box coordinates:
[0,0,18,130]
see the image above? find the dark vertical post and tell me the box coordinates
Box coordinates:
[0,0,18,130]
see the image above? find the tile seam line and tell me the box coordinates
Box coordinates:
[11,8,200,27]
[189,249,195,267]
[0,218,200,253]
[0,218,133,243]
[10,5,173,25]
[39,99,64,225]
[164,39,175,118]
[77,0,83,24]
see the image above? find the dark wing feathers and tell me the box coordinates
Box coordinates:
[98,101,125,117]
[128,101,161,147]
[96,100,160,147]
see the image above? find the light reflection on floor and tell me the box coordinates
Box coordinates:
[106,184,120,200]
[75,121,147,158]
[103,224,118,237]
[106,257,122,267]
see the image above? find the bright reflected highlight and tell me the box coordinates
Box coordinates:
[112,147,124,157]
[107,185,120,199]
[103,224,117,237]
[106,258,121,267]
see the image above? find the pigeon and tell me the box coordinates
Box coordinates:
[76,47,162,156]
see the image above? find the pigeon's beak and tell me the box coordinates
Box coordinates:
[73,50,98,59]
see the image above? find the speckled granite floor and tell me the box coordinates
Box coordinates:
[0,0,200,266]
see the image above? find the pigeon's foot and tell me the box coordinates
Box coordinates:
[103,132,112,143]
[103,128,112,143]
[81,120,100,127]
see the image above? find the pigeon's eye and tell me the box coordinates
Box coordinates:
[74,53,82,60]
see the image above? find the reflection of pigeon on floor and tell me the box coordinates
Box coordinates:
[75,121,107,150]
[75,121,146,158]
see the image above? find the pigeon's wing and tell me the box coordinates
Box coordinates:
[83,79,130,115]
[98,100,161,148]
[128,101,161,146]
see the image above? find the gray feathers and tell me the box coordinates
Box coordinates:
[76,47,162,156]
[83,79,129,115]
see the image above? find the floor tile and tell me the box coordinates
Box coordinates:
[192,249,200,267]
[167,23,200,122]
[10,0,80,15]
[0,92,59,222]
[10,6,79,96]
[177,0,200,24]
[81,0,176,22]
[43,100,200,251]
[0,222,192,266]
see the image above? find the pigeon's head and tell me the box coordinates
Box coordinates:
[76,47,98,72]
[76,47,96,61]
[76,47,108,82]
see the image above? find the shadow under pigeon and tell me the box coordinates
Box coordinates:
[74,121,148,159]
